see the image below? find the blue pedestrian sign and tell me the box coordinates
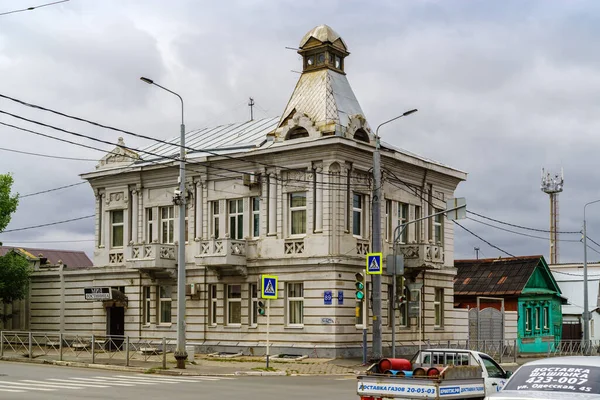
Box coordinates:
[324,291,332,305]
[261,275,278,299]
[337,290,344,305]
[366,252,383,275]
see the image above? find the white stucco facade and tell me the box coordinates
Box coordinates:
[29,24,469,357]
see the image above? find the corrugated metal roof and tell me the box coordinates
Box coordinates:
[454,256,544,296]
[140,117,280,161]
[0,246,92,268]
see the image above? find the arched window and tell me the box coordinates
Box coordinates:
[353,129,370,143]
[286,127,309,140]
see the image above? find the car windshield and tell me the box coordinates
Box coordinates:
[504,364,600,394]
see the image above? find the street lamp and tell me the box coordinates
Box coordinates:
[583,199,600,355]
[140,76,188,368]
[371,108,418,360]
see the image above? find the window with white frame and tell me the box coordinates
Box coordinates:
[209,284,218,326]
[434,288,444,327]
[433,208,443,245]
[535,307,540,330]
[226,284,242,325]
[352,193,364,237]
[289,192,307,235]
[385,200,392,242]
[211,201,220,239]
[414,205,422,243]
[160,206,174,244]
[525,307,531,332]
[252,197,260,238]
[143,286,151,325]
[543,306,549,330]
[250,283,258,326]
[111,210,124,248]
[397,202,409,243]
[158,286,172,324]
[146,208,155,243]
[228,199,244,240]
[286,282,304,326]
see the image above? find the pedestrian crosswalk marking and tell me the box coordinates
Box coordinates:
[0,374,234,394]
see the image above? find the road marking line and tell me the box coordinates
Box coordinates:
[0,381,64,390]
[47,378,109,388]
[18,380,84,389]
[129,375,209,382]
[95,376,157,385]
[114,375,180,383]
[0,387,26,393]
[68,377,134,386]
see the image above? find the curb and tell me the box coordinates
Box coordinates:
[235,371,287,376]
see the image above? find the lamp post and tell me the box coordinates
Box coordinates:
[583,199,600,355]
[372,108,417,360]
[140,77,188,368]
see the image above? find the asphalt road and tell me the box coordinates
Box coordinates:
[0,361,357,400]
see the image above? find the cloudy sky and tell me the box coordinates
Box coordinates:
[0,0,599,264]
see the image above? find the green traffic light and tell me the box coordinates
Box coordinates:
[258,308,266,316]
[356,291,365,300]
[356,282,364,290]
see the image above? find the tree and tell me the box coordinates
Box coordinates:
[0,251,30,304]
[0,174,26,323]
[0,173,19,235]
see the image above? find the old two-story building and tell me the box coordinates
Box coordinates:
[30,25,469,357]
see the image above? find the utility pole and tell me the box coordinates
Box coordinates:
[475,247,480,259]
[140,77,188,368]
[372,109,417,360]
[582,199,600,355]
[248,97,255,121]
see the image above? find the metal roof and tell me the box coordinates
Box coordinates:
[139,117,280,162]
[0,246,93,268]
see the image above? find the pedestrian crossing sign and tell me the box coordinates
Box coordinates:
[366,253,382,275]
[261,275,278,299]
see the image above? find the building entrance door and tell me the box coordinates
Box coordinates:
[107,306,125,351]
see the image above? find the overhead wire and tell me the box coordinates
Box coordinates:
[466,216,582,243]
[1,215,93,233]
[0,0,68,16]
[0,146,96,161]
[467,210,581,234]
[20,181,87,198]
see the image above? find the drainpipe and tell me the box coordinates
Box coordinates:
[138,271,142,337]
[203,266,207,343]
[59,261,65,333]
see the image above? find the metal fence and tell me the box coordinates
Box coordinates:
[0,331,177,369]
[549,340,600,356]
[392,339,519,363]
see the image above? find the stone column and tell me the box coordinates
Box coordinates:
[131,189,139,244]
[314,163,323,233]
[195,181,203,240]
[268,173,277,235]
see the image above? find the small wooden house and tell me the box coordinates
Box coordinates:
[454,256,566,353]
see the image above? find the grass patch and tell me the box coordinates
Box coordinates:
[252,367,277,372]
[144,367,168,374]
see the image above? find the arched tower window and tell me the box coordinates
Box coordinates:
[353,129,370,143]
[286,127,309,140]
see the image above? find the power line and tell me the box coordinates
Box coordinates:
[0,146,96,161]
[467,210,580,234]
[466,216,582,243]
[1,215,93,233]
[587,236,600,250]
[0,92,348,179]
[454,221,515,257]
[0,0,68,16]
[20,182,87,198]
[0,239,94,244]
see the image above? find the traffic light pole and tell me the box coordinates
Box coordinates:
[266,299,270,368]
[390,204,465,357]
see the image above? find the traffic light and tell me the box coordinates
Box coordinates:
[258,300,266,316]
[355,272,365,300]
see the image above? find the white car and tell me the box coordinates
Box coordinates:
[486,356,600,399]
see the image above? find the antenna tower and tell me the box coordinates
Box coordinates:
[541,168,564,264]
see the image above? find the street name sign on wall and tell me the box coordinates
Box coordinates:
[84,287,111,301]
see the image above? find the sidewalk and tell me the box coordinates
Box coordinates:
[0,352,367,377]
